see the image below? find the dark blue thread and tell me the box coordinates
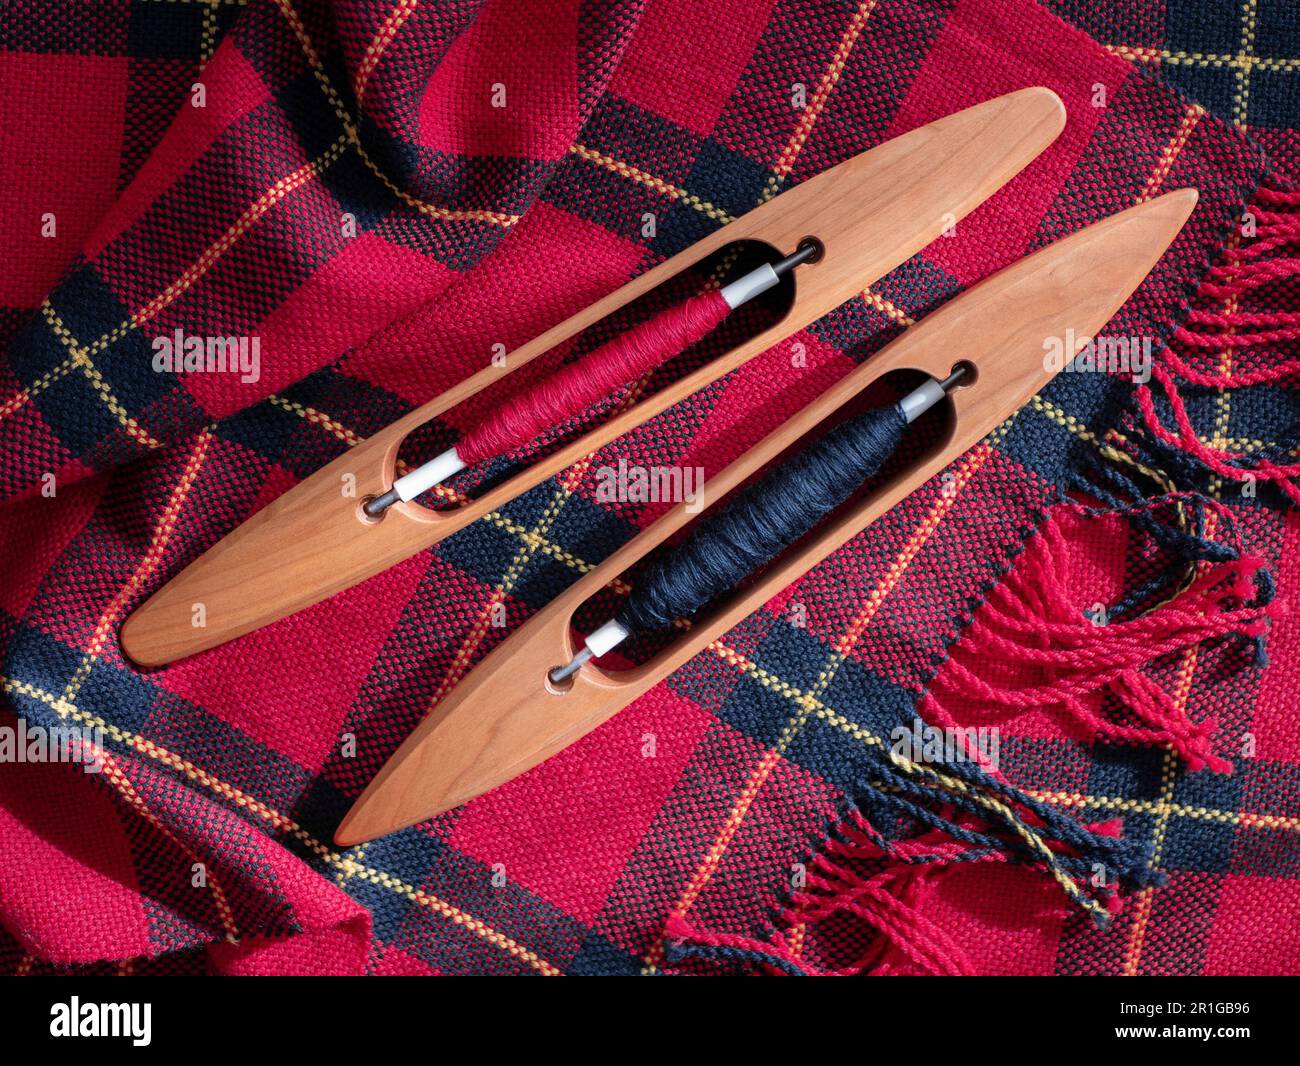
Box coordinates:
[618,402,908,633]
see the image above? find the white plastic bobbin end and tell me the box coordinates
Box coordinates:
[898,379,948,424]
[719,264,780,310]
[585,618,631,658]
[393,447,467,502]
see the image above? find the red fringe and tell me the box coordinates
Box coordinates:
[1135,177,1300,504]
[667,178,1299,977]
[665,814,982,976]
[925,507,1275,772]
[665,810,1129,976]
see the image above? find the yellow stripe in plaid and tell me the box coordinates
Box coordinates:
[353,0,420,107]
[272,0,519,227]
[40,303,164,451]
[763,0,880,200]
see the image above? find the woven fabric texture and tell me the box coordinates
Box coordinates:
[0,0,1296,975]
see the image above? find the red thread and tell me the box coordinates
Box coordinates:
[456,289,731,465]
[1256,185,1300,206]
[1198,257,1300,299]
[1137,365,1300,504]
[784,814,981,976]
[1133,177,1300,503]
[1175,321,1300,347]
[1161,344,1300,387]
[926,510,1274,772]
[664,806,1142,974]
[664,813,983,975]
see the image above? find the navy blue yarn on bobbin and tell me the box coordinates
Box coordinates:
[617,401,908,634]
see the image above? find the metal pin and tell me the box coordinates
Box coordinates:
[771,240,821,276]
[548,647,592,685]
[898,363,972,424]
[363,487,401,517]
[937,364,970,391]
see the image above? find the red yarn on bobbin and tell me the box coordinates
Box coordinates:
[455,289,731,465]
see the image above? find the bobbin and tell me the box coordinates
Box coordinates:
[360,241,822,517]
[335,189,1199,845]
[120,88,1066,668]
[546,364,971,684]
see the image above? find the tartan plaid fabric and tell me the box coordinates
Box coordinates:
[1047,0,1300,178]
[0,0,1295,975]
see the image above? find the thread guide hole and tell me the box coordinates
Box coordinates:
[357,495,388,525]
[948,359,978,387]
[545,667,575,694]
[796,236,825,263]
